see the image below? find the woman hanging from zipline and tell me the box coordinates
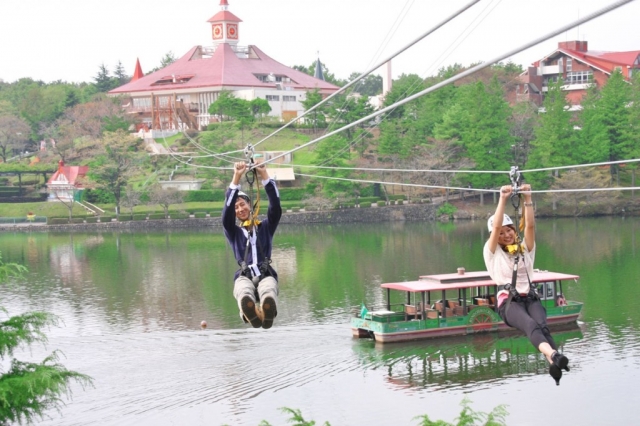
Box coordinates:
[222,159,282,329]
[484,181,570,385]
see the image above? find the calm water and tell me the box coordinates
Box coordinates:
[2,218,640,425]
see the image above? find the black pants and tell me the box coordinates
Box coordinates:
[499,296,557,350]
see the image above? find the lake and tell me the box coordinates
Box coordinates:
[1,217,639,425]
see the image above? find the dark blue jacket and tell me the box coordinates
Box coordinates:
[222,180,282,280]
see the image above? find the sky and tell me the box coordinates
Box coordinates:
[1,0,639,85]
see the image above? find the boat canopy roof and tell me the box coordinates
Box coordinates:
[382,270,579,293]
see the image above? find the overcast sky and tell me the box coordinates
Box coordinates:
[1,0,639,84]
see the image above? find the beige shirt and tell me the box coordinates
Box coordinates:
[483,241,536,296]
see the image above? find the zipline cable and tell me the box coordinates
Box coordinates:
[250,0,482,149]
[253,0,635,171]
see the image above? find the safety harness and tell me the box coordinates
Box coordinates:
[501,167,537,316]
[237,145,272,285]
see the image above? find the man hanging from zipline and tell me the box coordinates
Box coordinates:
[222,156,282,329]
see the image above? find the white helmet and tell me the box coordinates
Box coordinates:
[487,214,513,232]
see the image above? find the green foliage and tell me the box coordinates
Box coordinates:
[348,72,383,96]
[300,89,327,129]
[437,202,457,217]
[257,400,508,426]
[413,397,508,426]
[84,188,117,204]
[0,252,93,425]
[579,70,635,182]
[435,78,513,189]
[183,189,226,203]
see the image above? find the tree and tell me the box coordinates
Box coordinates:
[312,134,354,195]
[0,252,92,425]
[159,52,176,69]
[113,61,129,87]
[546,167,618,216]
[326,93,374,145]
[348,72,383,96]
[250,98,271,121]
[434,77,513,190]
[88,130,145,217]
[300,89,326,129]
[399,138,474,201]
[526,79,576,188]
[50,177,85,221]
[293,61,346,87]
[579,70,633,184]
[148,185,185,218]
[509,101,539,168]
[93,63,116,93]
[0,114,31,162]
[121,185,142,215]
[149,52,177,73]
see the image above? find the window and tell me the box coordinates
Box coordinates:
[558,58,563,74]
[150,74,193,86]
[266,95,280,101]
[566,57,572,72]
[283,95,296,102]
[566,71,593,84]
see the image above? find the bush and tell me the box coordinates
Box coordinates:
[170,213,189,219]
[360,202,371,208]
[291,207,300,212]
[84,188,116,204]
[183,189,225,202]
[118,215,133,222]
[85,217,98,223]
[358,196,380,204]
[148,213,166,220]
[133,214,147,221]
[279,188,309,201]
[377,201,386,207]
[99,215,114,222]
[194,212,207,218]
[48,217,69,225]
[437,202,457,218]
[71,218,85,224]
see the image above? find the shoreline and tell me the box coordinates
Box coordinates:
[2,199,639,233]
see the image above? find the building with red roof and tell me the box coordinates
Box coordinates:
[516,40,640,106]
[109,0,339,131]
[47,160,89,202]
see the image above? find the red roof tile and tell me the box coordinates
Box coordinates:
[109,44,339,95]
[207,10,242,23]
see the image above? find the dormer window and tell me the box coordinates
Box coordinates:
[151,75,194,86]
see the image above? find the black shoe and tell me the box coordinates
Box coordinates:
[549,364,562,385]
[241,296,262,328]
[261,296,277,329]
[552,351,570,372]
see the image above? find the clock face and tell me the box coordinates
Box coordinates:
[227,24,238,39]
[212,24,222,39]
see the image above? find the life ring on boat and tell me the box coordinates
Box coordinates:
[557,296,567,306]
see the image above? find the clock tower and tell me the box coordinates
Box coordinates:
[207,0,242,47]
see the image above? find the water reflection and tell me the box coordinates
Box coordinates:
[2,218,640,425]
[353,327,584,392]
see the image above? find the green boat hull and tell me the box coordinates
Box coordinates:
[351,302,583,343]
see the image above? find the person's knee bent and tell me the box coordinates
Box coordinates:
[234,276,256,303]
[258,276,278,301]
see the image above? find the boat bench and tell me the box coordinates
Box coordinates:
[404,304,439,319]
[433,301,468,317]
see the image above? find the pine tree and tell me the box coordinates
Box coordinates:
[0,252,92,424]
